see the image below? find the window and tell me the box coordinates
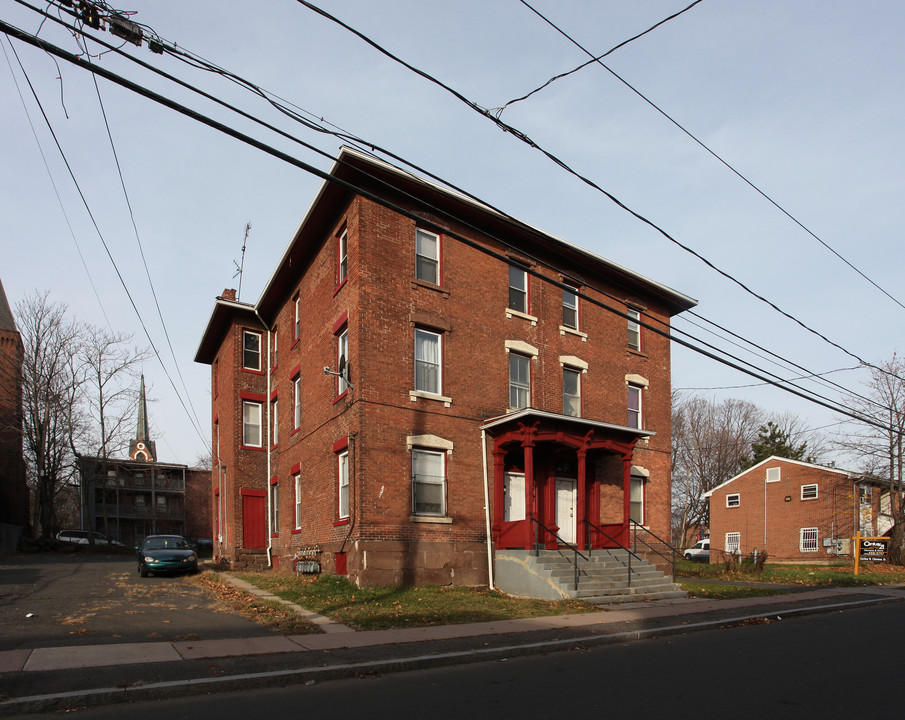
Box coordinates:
[294,474,302,530]
[627,308,641,351]
[271,399,278,446]
[509,353,530,409]
[213,358,219,397]
[726,493,740,508]
[243,331,261,370]
[630,475,645,524]
[337,328,349,395]
[725,532,740,554]
[414,328,441,395]
[242,401,262,447]
[766,467,781,483]
[504,472,525,522]
[293,295,300,341]
[800,527,818,552]
[801,483,818,500]
[627,384,642,429]
[412,449,445,516]
[508,265,528,313]
[338,450,349,519]
[415,228,439,284]
[338,229,348,284]
[272,330,278,368]
[293,376,301,429]
[270,479,279,533]
[562,287,578,329]
[563,367,581,417]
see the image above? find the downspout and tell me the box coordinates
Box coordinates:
[256,309,274,569]
[481,429,494,590]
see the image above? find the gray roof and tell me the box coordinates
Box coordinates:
[0,278,16,332]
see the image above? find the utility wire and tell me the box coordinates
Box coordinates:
[0,18,891,435]
[4,32,208,445]
[293,0,905,384]
[515,0,905,313]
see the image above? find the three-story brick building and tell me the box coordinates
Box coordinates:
[195,147,696,587]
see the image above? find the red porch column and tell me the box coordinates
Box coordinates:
[491,448,506,539]
[522,426,537,550]
[577,448,588,550]
[622,457,632,546]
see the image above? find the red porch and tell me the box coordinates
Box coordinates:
[483,410,651,552]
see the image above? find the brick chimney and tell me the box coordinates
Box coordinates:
[221,288,237,301]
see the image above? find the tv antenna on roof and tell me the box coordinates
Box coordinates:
[233,222,251,301]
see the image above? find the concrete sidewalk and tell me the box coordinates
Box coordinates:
[1,584,902,716]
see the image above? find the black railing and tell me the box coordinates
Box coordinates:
[629,519,684,577]
[582,519,645,588]
[529,514,589,591]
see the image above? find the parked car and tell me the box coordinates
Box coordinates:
[137,534,198,577]
[56,529,123,546]
[684,539,710,561]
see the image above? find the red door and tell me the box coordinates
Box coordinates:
[241,489,266,549]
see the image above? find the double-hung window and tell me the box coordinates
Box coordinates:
[627,383,642,429]
[272,331,278,368]
[630,475,645,524]
[271,399,278,446]
[800,527,818,552]
[294,474,302,530]
[563,287,578,329]
[509,353,530,409]
[337,328,349,395]
[270,479,279,534]
[242,401,262,447]
[508,265,528,314]
[242,331,261,371]
[414,328,441,395]
[412,449,445,516]
[338,450,349,519]
[563,367,581,417]
[726,493,740,508]
[293,295,301,342]
[338,229,348,284]
[415,229,440,284]
[627,308,641,351]
[293,376,301,430]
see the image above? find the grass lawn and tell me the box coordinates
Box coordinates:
[229,571,596,631]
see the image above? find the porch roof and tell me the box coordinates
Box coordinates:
[481,408,654,440]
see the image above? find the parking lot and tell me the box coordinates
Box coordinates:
[0,551,272,650]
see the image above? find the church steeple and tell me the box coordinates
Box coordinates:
[128,375,156,462]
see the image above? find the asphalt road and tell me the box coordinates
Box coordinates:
[0,551,271,650]
[19,600,901,720]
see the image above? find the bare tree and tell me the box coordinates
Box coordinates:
[839,355,905,564]
[15,292,85,538]
[671,393,763,547]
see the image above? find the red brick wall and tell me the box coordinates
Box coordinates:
[709,459,864,563]
[0,329,28,527]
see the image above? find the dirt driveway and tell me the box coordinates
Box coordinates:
[0,551,273,650]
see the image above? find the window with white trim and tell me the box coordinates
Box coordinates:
[563,367,581,417]
[726,493,740,508]
[508,265,528,314]
[412,448,445,516]
[627,383,642,429]
[271,399,278,445]
[294,473,302,530]
[242,331,261,370]
[293,376,301,429]
[293,295,300,341]
[562,287,578,329]
[801,483,818,500]
[338,450,349,519]
[415,228,439,284]
[800,527,818,552]
[414,328,441,395]
[337,328,349,394]
[272,330,278,368]
[725,531,740,554]
[509,353,530,409]
[630,475,645,524]
[242,401,262,447]
[338,229,348,284]
[627,308,641,351]
[766,467,781,483]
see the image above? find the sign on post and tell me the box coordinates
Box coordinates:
[854,534,889,575]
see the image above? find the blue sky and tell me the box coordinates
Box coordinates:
[2,1,903,464]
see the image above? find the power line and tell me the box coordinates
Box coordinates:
[292,0,905,384]
[514,0,905,313]
[1,18,891,435]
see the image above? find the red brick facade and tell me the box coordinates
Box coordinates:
[0,279,28,529]
[196,148,695,585]
[707,457,884,563]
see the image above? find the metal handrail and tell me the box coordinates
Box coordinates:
[629,519,685,577]
[529,515,590,591]
[582,518,643,588]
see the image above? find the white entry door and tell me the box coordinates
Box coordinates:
[555,478,577,544]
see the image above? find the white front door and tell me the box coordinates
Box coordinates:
[555,478,576,544]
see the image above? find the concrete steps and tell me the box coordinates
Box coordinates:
[495,548,686,604]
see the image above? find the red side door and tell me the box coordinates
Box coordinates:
[241,489,266,549]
